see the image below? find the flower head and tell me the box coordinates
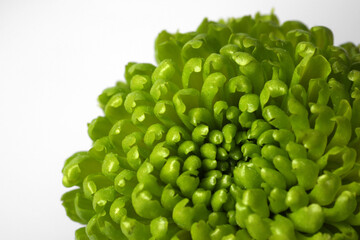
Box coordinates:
[62,12,360,239]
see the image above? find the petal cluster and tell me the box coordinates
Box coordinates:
[62,13,360,240]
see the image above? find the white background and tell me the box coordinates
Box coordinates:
[1,0,359,239]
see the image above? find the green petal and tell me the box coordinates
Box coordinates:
[132,183,170,219]
[120,216,151,240]
[270,215,297,240]
[245,213,271,240]
[291,55,331,89]
[232,52,264,94]
[323,191,357,222]
[75,227,90,240]
[190,221,212,240]
[311,26,333,52]
[173,199,210,231]
[150,216,169,239]
[182,58,204,90]
[242,188,270,218]
[288,204,324,234]
[292,158,319,190]
[201,72,227,110]
[62,152,101,188]
[309,171,341,206]
[152,59,182,87]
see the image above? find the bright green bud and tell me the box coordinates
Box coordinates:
[245,214,271,240]
[192,188,212,206]
[292,158,319,190]
[150,217,169,239]
[190,221,212,240]
[323,191,357,222]
[288,204,324,234]
[233,163,263,189]
[120,216,151,240]
[286,185,309,212]
[177,170,200,198]
[269,215,296,240]
[210,225,236,240]
[173,199,210,231]
[309,171,341,206]
[242,188,270,218]
[269,188,288,214]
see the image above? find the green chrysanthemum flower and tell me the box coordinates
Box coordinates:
[62,12,360,240]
